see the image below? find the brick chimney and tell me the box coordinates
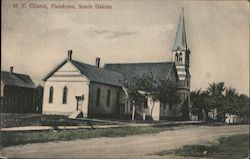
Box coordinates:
[10,66,14,74]
[68,50,73,60]
[95,57,100,67]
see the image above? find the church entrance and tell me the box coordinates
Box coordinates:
[75,95,84,111]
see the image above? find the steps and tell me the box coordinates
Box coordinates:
[68,110,83,119]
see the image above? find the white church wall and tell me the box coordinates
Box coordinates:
[42,62,90,116]
[142,98,160,121]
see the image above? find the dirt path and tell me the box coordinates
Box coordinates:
[1,125,248,159]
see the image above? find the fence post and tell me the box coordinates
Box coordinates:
[131,100,135,121]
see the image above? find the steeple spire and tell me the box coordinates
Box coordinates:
[172,8,187,51]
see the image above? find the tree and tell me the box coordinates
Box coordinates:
[207,82,225,97]
[191,82,249,123]
[124,74,181,120]
[152,79,180,120]
[190,90,212,121]
[190,90,203,120]
[123,73,156,106]
[237,94,249,122]
[123,73,157,120]
[223,87,239,115]
[180,97,190,120]
[206,82,226,121]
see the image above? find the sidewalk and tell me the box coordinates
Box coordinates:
[1,121,203,132]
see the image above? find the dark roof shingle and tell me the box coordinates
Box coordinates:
[1,71,36,88]
[104,62,176,82]
[42,59,124,87]
[71,60,124,86]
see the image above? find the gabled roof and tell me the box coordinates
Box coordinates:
[172,9,188,51]
[104,62,178,82]
[71,60,124,86]
[42,59,68,81]
[1,71,36,88]
[42,59,124,87]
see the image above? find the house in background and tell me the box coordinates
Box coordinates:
[41,10,191,120]
[1,67,39,113]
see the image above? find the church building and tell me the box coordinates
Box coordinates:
[42,10,191,120]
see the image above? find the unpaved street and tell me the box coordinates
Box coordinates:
[1,125,248,159]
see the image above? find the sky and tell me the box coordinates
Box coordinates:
[2,0,249,95]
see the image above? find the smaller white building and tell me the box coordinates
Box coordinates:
[42,51,124,118]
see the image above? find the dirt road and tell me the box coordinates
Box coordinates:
[1,125,248,159]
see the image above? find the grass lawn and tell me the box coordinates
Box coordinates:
[1,114,114,128]
[1,126,174,147]
[155,134,249,159]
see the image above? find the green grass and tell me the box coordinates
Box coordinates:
[1,114,114,128]
[155,134,249,159]
[1,126,169,147]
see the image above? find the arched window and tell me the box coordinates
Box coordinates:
[175,53,179,62]
[62,86,68,104]
[96,88,101,106]
[49,87,54,103]
[106,89,111,107]
[179,53,183,62]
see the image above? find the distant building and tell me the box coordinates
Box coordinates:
[42,10,191,120]
[1,67,38,113]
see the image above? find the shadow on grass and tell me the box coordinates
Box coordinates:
[154,134,249,159]
[1,126,169,147]
[1,114,115,128]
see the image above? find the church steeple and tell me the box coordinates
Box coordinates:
[172,8,187,51]
[172,9,191,83]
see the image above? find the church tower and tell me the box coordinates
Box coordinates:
[172,9,191,90]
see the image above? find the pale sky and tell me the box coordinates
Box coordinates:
[2,0,249,95]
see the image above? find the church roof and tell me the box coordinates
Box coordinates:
[42,59,124,87]
[172,9,188,51]
[1,71,36,88]
[71,60,124,86]
[104,62,177,82]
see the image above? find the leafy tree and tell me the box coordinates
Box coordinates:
[223,87,239,115]
[237,94,249,121]
[123,73,157,120]
[152,79,180,120]
[207,82,225,97]
[123,73,157,106]
[190,90,211,121]
[206,82,226,121]
[190,90,202,120]
[180,97,190,120]
[191,82,249,123]
[124,73,181,120]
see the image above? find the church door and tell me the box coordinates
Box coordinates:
[76,95,84,111]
